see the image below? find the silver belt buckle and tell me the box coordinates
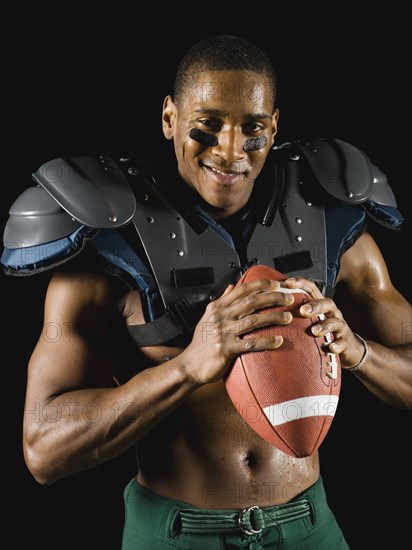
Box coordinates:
[238,505,263,535]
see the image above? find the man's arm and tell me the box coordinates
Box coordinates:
[286,231,412,409]
[334,231,411,408]
[23,268,202,485]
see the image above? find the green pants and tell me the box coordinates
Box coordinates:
[122,475,350,549]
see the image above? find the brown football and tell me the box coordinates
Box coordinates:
[224,264,341,458]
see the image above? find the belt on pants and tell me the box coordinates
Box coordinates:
[176,499,311,536]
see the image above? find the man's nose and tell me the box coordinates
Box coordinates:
[213,129,245,162]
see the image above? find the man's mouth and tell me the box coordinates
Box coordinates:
[202,163,247,184]
[208,166,241,176]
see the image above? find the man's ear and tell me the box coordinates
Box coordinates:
[270,108,280,146]
[162,95,177,140]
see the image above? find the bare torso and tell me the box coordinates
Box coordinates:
[22,231,411,503]
[123,290,320,509]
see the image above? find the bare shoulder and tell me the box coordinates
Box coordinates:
[335,231,411,344]
[45,266,126,325]
[337,231,391,289]
[27,264,135,396]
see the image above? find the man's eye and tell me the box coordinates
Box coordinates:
[199,119,221,131]
[242,122,262,134]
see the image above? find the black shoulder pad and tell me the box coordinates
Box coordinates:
[32,155,137,228]
[295,138,398,207]
[369,164,397,207]
[295,138,374,204]
[3,186,82,248]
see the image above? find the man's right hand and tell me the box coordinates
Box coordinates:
[181,278,294,385]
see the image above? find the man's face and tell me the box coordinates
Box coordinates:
[162,70,279,218]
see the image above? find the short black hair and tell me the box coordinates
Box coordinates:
[173,34,277,108]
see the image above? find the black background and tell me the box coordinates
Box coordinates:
[1,2,411,549]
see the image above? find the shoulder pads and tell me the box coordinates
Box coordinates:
[291,138,397,207]
[3,186,82,248]
[4,154,138,249]
[32,155,136,227]
[4,155,137,248]
[2,155,138,275]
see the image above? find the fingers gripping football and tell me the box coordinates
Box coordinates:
[286,280,362,367]
[281,276,366,368]
[183,278,293,385]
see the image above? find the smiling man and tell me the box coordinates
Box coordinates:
[163,68,278,218]
[2,34,411,550]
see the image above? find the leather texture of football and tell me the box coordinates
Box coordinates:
[224,264,341,458]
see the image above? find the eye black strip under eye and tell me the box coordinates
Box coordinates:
[243,135,267,152]
[189,128,218,147]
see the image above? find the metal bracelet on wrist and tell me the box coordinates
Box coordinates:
[345,333,368,372]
